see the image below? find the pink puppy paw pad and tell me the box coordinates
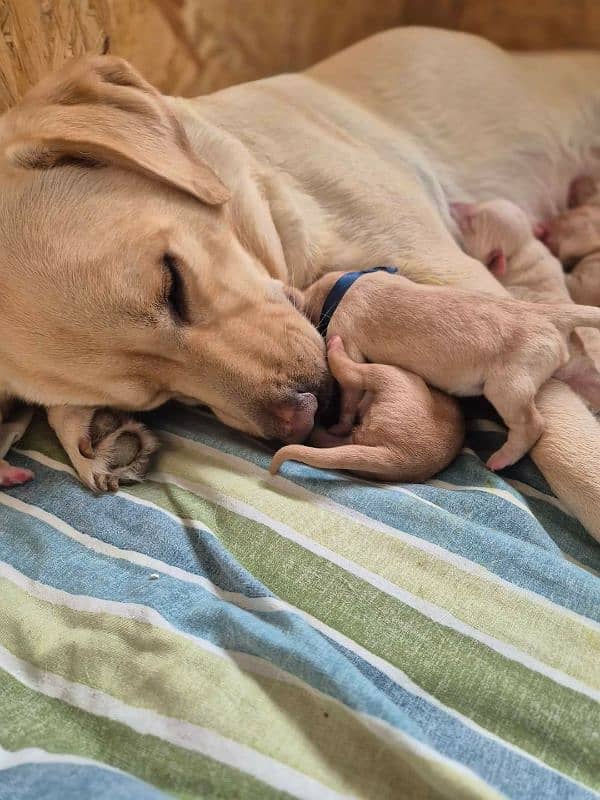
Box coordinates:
[0,466,34,486]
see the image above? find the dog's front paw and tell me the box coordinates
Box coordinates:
[47,405,159,493]
[76,409,159,492]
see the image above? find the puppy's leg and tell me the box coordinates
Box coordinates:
[47,406,159,493]
[484,374,545,471]
[483,336,566,470]
[0,459,33,487]
[326,336,366,435]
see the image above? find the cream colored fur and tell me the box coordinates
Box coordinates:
[1,29,600,537]
[301,270,600,474]
[544,178,600,307]
[271,336,464,480]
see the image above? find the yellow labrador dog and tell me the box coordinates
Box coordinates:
[2,27,600,539]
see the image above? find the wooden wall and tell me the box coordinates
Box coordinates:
[0,1,598,111]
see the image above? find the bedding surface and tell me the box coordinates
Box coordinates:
[0,401,598,800]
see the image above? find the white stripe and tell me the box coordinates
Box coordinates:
[154,432,600,631]
[0,562,501,795]
[0,479,591,792]
[0,560,304,688]
[0,646,348,800]
[149,467,600,702]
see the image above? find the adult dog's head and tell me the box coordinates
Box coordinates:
[0,56,328,441]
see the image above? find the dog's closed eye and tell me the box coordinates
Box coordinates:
[162,253,188,322]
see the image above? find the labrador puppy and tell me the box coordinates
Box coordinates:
[2,29,600,537]
[271,336,464,480]
[544,177,600,306]
[453,197,600,399]
[301,269,600,471]
[452,199,572,303]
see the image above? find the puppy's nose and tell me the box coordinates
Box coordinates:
[272,392,318,442]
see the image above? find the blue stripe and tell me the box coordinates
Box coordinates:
[0,465,595,800]
[0,763,168,800]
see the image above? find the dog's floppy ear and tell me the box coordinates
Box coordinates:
[0,55,230,206]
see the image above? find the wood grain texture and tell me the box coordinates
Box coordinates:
[0,0,597,112]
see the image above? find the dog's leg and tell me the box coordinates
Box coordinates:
[532,379,600,541]
[46,406,159,492]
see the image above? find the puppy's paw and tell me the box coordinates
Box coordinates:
[0,460,34,487]
[486,453,511,473]
[74,409,159,493]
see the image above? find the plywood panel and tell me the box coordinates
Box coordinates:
[0,0,598,113]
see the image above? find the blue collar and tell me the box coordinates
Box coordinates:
[316,266,398,337]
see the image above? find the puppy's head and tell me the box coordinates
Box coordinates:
[452,198,533,276]
[544,177,600,265]
[0,56,329,442]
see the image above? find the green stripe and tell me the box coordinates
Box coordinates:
[0,576,496,800]
[0,668,288,800]
[128,480,600,790]
[157,439,600,688]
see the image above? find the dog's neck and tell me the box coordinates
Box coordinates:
[170,93,345,289]
[169,84,463,291]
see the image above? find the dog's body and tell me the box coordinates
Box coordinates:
[3,28,600,536]
[302,270,600,471]
[271,336,464,481]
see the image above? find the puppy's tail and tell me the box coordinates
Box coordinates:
[270,443,391,477]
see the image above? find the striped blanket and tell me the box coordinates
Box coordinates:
[0,400,598,800]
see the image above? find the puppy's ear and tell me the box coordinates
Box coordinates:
[485,248,506,278]
[0,56,230,206]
